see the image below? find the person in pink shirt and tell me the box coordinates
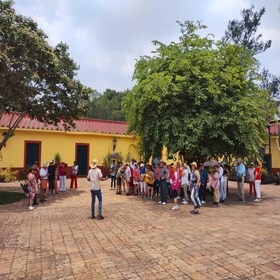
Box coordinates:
[171,166,179,210]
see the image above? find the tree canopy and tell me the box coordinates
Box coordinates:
[123,21,276,162]
[86,89,126,121]
[0,0,91,150]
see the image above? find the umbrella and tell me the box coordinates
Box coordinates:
[203,160,220,167]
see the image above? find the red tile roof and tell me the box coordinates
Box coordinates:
[0,112,128,135]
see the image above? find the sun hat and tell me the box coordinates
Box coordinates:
[140,163,145,168]
[190,162,197,168]
[90,159,98,169]
[43,161,48,167]
[50,160,54,163]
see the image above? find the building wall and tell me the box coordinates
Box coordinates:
[0,128,140,170]
[266,136,280,173]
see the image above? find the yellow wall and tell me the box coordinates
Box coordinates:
[266,136,280,170]
[0,128,140,168]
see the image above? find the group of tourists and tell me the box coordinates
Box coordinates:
[26,160,79,211]
[107,157,263,215]
[26,156,263,217]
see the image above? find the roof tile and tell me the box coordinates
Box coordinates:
[0,112,128,135]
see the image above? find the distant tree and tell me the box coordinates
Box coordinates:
[0,1,91,151]
[123,21,276,162]
[222,5,271,54]
[86,89,126,121]
[222,6,280,100]
[261,69,280,100]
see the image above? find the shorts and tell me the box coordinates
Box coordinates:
[172,189,178,198]
[41,179,48,190]
[147,183,154,187]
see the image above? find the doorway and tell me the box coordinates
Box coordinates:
[76,144,89,176]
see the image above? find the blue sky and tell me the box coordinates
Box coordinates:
[14,0,280,92]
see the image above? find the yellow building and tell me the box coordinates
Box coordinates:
[265,122,280,174]
[0,113,139,176]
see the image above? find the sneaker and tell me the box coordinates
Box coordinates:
[254,198,260,202]
[91,216,96,219]
[29,206,35,211]
[97,214,104,220]
[220,200,225,203]
[162,202,167,205]
[176,196,180,200]
[182,200,188,205]
[191,210,199,214]
[201,200,206,204]
[158,201,162,204]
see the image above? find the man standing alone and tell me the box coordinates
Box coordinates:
[87,159,108,220]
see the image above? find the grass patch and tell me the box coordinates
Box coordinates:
[0,190,26,205]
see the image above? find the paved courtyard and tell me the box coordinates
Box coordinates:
[0,179,280,280]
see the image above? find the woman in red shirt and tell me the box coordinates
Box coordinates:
[254,161,262,202]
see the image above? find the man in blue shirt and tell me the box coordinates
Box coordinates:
[235,158,246,202]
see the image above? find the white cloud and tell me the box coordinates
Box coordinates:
[13,0,280,91]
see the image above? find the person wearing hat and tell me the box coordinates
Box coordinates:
[70,161,79,190]
[48,160,56,195]
[247,162,256,198]
[39,161,49,203]
[190,162,201,214]
[235,158,246,202]
[87,159,108,219]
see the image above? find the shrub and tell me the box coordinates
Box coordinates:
[0,167,18,182]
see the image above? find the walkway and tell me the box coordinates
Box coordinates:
[0,179,280,279]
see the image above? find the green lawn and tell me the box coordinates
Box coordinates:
[0,190,26,205]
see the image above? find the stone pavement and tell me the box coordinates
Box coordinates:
[0,179,280,280]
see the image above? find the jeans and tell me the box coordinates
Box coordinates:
[91,189,102,217]
[154,179,160,195]
[160,180,168,203]
[190,183,201,209]
[110,175,116,189]
[237,177,245,200]
[219,178,225,201]
[199,181,207,201]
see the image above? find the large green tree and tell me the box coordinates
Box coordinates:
[0,0,91,150]
[123,21,276,162]
[86,89,126,121]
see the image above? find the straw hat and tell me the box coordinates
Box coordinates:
[90,159,98,169]
[43,161,48,167]
[140,163,145,168]
[190,162,197,168]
